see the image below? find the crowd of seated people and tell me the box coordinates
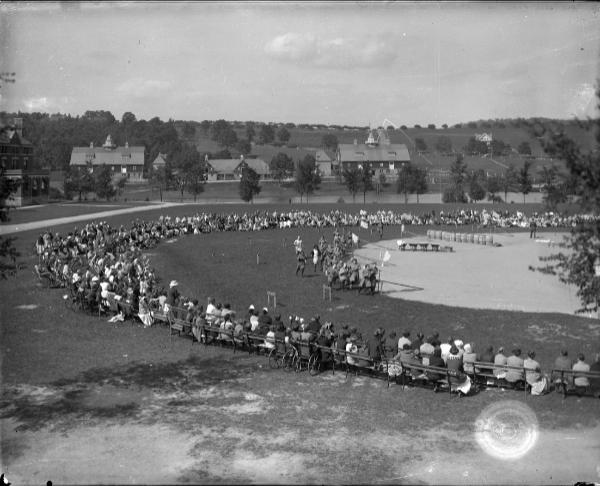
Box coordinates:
[32,210,600,399]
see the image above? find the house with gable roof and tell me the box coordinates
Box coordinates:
[70,135,145,182]
[205,155,270,182]
[337,128,410,179]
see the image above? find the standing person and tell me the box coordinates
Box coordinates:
[293,235,303,255]
[377,221,383,240]
[311,244,320,273]
[296,249,306,277]
[529,218,537,239]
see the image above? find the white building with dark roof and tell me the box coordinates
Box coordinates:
[337,128,410,176]
[206,156,270,182]
[70,135,145,182]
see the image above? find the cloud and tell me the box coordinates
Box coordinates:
[264,32,399,69]
[23,97,55,111]
[116,78,172,98]
[264,33,317,61]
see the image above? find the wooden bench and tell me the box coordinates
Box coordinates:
[344,349,389,384]
[168,306,193,342]
[550,368,600,399]
[395,361,455,394]
[467,361,532,397]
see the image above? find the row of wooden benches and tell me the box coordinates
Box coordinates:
[397,242,453,252]
[161,311,600,399]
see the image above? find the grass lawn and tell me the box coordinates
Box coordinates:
[1,204,599,484]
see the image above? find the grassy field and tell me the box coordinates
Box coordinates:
[2,203,599,484]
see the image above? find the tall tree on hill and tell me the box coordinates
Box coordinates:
[518,160,533,203]
[464,137,488,155]
[211,119,238,148]
[443,154,468,203]
[434,135,452,155]
[239,166,261,203]
[200,120,211,135]
[277,126,291,144]
[245,122,256,143]
[531,88,600,314]
[518,141,532,156]
[321,134,338,152]
[414,137,427,153]
[259,124,275,144]
[270,152,294,185]
[295,154,321,203]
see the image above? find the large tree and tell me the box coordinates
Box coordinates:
[468,169,487,202]
[539,165,568,211]
[500,164,518,202]
[342,166,361,203]
[396,164,428,203]
[277,126,291,144]
[94,165,117,201]
[64,163,94,201]
[239,166,261,203]
[269,152,294,185]
[434,135,452,155]
[443,154,469,203]
[321,134,338,152]
[294,154,321,203]
[531,89,600,314]
[259,124,275,144]
[518,160,533,203]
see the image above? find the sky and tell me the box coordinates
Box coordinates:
[1,1,599,127]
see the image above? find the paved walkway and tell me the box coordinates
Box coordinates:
[0,202,185,235]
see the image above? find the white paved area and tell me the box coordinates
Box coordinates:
[355,232,591,316]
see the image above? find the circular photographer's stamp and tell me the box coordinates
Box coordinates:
[474,400,539,460]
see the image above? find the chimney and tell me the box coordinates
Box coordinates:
[14,117,23,138]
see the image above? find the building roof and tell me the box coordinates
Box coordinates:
[0,128,32,146]
[315,149,333,163]
[70,144,145,166]
[338,143,410,163]
[242,158,269,175]
[152,153,167,167]
[207,159,242,174]
[207,158,269,175]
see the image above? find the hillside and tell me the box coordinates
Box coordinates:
[177,120,591,177]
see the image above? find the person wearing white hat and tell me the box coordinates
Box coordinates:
[165,281,180,313]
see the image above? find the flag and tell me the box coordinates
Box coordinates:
[383,250,391,262]
[352,233,359,244]
[360,220,369,229]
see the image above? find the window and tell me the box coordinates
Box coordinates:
[23,158,28,170]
